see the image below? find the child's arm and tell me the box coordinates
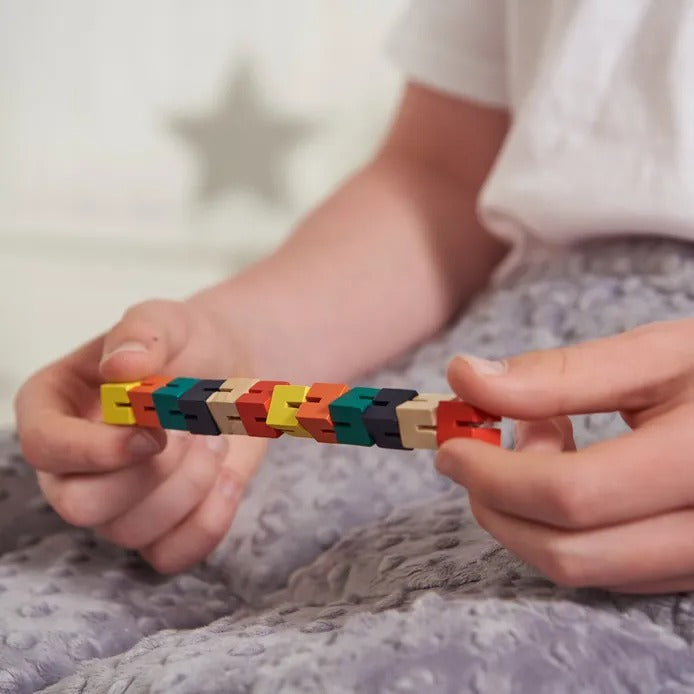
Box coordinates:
[14,82,509,573]
[191,83,510,382]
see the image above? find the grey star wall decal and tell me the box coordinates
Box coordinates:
[169,64,315,207]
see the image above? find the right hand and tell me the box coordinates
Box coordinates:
[14,299,268,573]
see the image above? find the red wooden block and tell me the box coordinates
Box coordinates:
[436,399,501,447]
[468,427,501,446]
[296,383,349,443]
[235,380,289,438]
[437,422,501,447]
[438,400,499,426]
[128,375,173,428]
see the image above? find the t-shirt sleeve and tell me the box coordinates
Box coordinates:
[385,0,508,107]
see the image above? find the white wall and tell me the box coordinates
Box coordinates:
[0,0,406,427]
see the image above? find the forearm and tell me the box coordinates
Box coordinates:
[191,153,507,383]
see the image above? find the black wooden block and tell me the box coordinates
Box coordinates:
[362,388,418,449]
[178,379,225,435]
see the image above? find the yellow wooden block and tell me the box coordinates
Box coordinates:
[266,385,312,437]
[395,393,455,450]
[101,381,142,425]
[207,377,258,435]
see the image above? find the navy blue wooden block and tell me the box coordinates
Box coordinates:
[178,379,225,435]
[362,388,418,449]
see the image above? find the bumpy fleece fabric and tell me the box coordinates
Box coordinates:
[2,239,694,693]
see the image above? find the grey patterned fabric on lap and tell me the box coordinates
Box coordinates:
[2,238,694,693]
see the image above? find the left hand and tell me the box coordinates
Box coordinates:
[436,319,694,594]
[14,299,268,574]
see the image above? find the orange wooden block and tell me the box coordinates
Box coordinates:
[128,376,173,428]
[296,383,349,443]
[235,380,289,438]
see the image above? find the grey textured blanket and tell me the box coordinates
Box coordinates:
[2,239,694,693]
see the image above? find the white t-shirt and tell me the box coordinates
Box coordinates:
[387,0,694,275]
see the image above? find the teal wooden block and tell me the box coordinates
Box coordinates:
[328,387,379,446]
[152,377,199,430]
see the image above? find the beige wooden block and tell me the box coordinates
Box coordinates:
[207,377,258,434]
[395,393,455,450]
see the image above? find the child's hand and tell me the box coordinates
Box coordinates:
[436,319,694,594]
[14,299,267,573]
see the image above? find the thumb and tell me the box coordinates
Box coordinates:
[99,299,190,381]
[447,322,692,419]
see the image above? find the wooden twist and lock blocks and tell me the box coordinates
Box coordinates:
[100,376,502,449]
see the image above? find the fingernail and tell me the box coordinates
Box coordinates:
[217,471,241,501]
[456,354,506,376]
[206,435,229,455]
[100,341,149,366]
[127,431,162,456]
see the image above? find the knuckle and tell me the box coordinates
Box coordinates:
[181,461,217,498]
[627,322,694,401]
[31,431,108,475]
[119,299,180,337]
[538,537,590,588]
[193,513,228,548]
[554,347,570,378]
[468,498,491,531]
[548,349,573,413]
[629,380,673,410]
[101,521,141,550]
[51,481,104,527]
[142,547,182,575]
[87,444,123,472]
[122,298,172,322]
[17,426,50,469]
[545,471,592,529]
[145,513,228,575]
[111,300,172,345]
[631,320,685,343]
[110,298,189,359]
[467,461,502,503]
[13,380,31,423]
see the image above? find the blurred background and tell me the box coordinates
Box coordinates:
[0,0,407,428]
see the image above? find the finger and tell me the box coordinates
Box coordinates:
[140,468,243,574]
[15,342,166,474]
[36,432,190,527]
[447,319,694,419]
[97,435,228,549]
[139,436,265,573]
[514,417,576,452]
[19,406,166,474]
[469,497,694,589]
[98,299,192,382]
[436,407,694,530]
